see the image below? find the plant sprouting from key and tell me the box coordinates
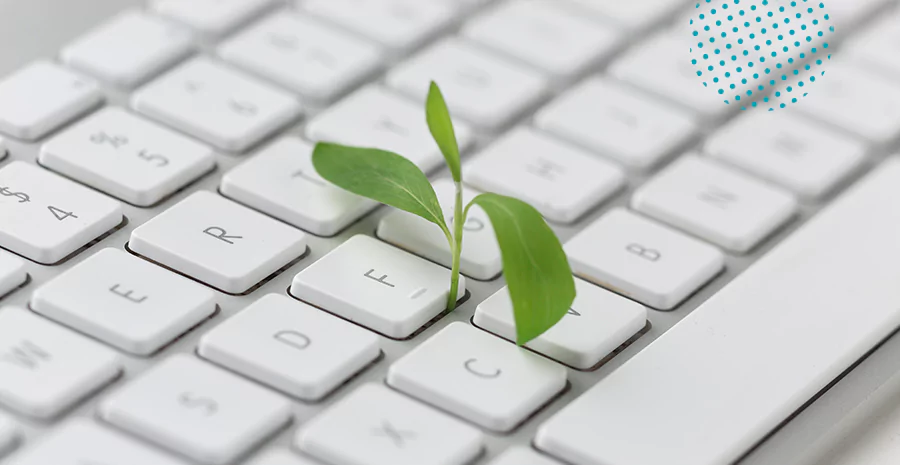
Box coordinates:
[312,82,575,345]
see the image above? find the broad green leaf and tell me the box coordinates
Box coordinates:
[468,193,576,345]
[426,82,461,183]
[312,142,448,232]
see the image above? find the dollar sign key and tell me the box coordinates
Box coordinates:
[0,187,30,203]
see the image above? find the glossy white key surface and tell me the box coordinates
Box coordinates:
[633,156,798,253]
[290,235,465,339]
[0,307,120,419]
[306,85,472,173]
[219,11,383,103]
[535,77,697,170]
[296,383,483,465]
[151,0,274,36]
[536,158,900,465]
[565,208,724,310]
[610,33,729,119]
[4,419,189,465]
[40,107,216,206]
[0,161,122,264]
[100,355,292,465]
[300,0,457,52]
[221,137,375,236]
[60,10,193,88]
[569,0,690,30]
[0,250,26,297]
[489,447,562,465]
[378,179,501,280]
[0,412,18,457]
[32,248,216,355]
[132,57,301,152]
[794,61,900,145]
[0,61,101,140]
[130,191,307,293]
[706,111,867,201]
[387,38,549,130]
[388,322,567,432]
[248,449,320,465]
[822,0,892,31]
[846,11,900,79]
[474,279,646,369]
[462,1,619,78]
[199,294,380,401]
[464,127,625,223]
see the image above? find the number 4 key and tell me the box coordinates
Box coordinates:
[0,162,122,264]
[48,206,78,221]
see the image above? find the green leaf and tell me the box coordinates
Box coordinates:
[312,142,449,233]
[426,81,462,183]
[468,193,576,345]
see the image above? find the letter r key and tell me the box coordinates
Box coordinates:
[130,191,307,293]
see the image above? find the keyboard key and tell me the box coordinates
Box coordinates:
[219,11,383,104]
[300,0,458,52]
[387,38,549,130]
[535,77,697,170]
[60,10,193,88]
[0,161,122,264]
[131,191,307,293]
[132,57,301,152]
[0,136,6,160]
[248,450,320,465]
[569,0,691,31]
[822,0,892,31]
[535,158,900,465]
[221,137,375,236]
[609,33,731,120]
[296,383,483,465]
[0,413,18,457]
[290,235,465,339]
[0,307,120,418]
[705,111,867,201]
[100,355,292,465]
[151,0,274,36]
[793,61,900,145]
[307,85,472,173]
[389,322,566,431]
[565,208,724,310]
[462,1,620,78]
[474,278,646,369]
[199,294,380,401]
[378,179,501,280]
[632,156,798,253]
[0,251,26,297]
[5,419,189,465]
[464,127,624,223]
[489,447,562,465]
[40,107,216,206]
[846,11,900,78]
[0,61,101,140]
[32,248,216,355]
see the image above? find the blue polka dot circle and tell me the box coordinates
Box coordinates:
[689,0,834,111]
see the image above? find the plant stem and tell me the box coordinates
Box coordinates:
[446,180,464,311]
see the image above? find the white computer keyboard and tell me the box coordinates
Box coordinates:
[1,0,900,464]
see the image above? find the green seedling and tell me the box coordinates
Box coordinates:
[312,82,575,345]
